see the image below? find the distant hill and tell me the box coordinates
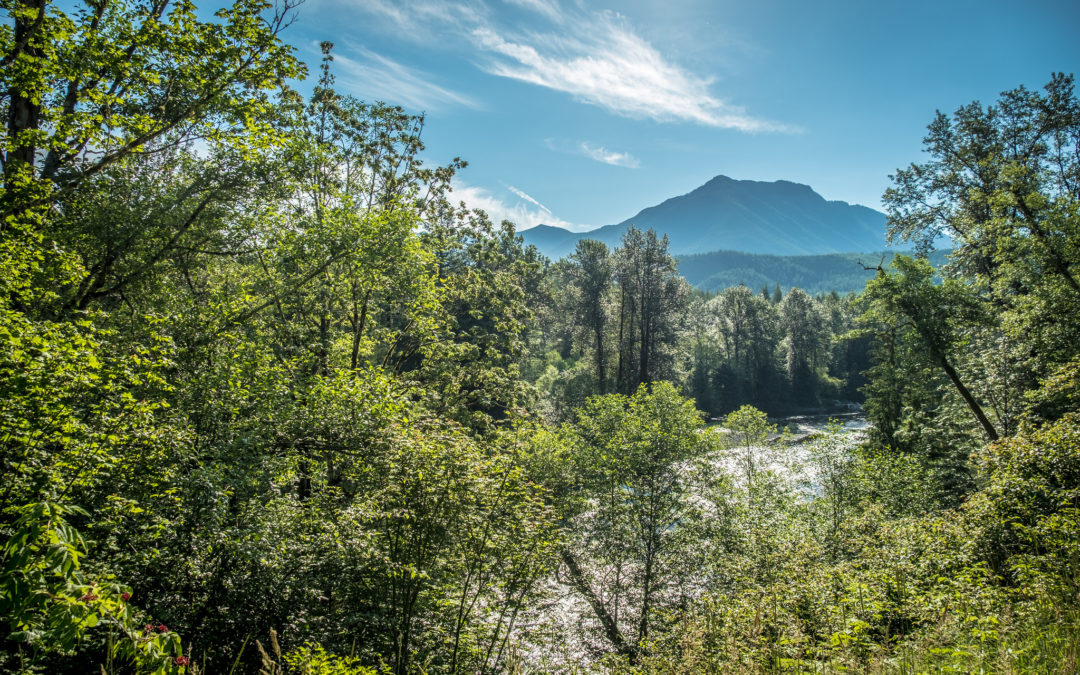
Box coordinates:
[520,175,890,259]
[678,249,952,296]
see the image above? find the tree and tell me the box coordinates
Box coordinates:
[885,74,1079,296]
[779,288,827,403]
[883,73,1080,421]
[613,227,687,394]
[557,383,716,660]
[246,43,458,380]
[414,212,543,430]
[686,291,723,415]
[569,239,613,394]
[713,285,781,410]
[2,0,302,216]
[1,11,564,670]
[0,2,305,669]
[722,404,775,486]
[819,290,869,401]
[807,423,860,557]
[861,256,998,441]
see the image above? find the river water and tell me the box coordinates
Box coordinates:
[708,407,870,491]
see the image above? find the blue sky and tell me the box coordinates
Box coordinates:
[286,0,1079,232]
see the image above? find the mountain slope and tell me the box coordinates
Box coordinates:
[520,175,889,259]
[677,249,951,296]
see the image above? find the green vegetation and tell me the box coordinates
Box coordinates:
[677,249,953,296]
[2,3,1078,673]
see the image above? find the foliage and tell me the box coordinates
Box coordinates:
[285,643,378,675]
[1,502,183,673]
[568,239,614,394]
[599,415,1080,674]
[538,383,720,661]
[612,228,688,395]
[720,404,774,485]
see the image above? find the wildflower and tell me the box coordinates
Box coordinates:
[121,592,131,601]
[80,592,98,602]
[145,624,154,633]
[157,624,168,633]
[175,655,190,666]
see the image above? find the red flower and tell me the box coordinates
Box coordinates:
[80,592,98,602]
[121,592,131,601]
[157,624,168,633]
[145,624,154,633]
[174,655,190,666]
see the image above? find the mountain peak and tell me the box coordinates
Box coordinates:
[703,174,736,186]
[698,175,816,194]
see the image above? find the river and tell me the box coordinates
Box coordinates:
[708,406,870,492]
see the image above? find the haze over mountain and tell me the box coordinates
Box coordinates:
[520,175,890,260]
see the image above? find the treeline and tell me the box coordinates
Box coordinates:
[528,231,868,418]
[2,2,1080,674]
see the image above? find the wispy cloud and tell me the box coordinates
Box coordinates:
[506,184,552,211]
[332,47,481,112]
[333,0,788,131]
[346,0,484,37]
[579,141,640,168]
[502,0,563,23]
[452,182,590,231]
[472,12,788,131]
[545,137,642,168]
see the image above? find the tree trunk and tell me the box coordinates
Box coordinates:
[595,315,606,394]
[938,355,999,441]
[561,549,636,661]
[637,546,654,645]
[5,0,45,175]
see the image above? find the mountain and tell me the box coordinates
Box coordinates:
[520,175,889,259]
[677,249,952,296]
[515,224,583,256]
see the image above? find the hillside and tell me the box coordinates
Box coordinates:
[678,249,952,295]
[521,175,890,259]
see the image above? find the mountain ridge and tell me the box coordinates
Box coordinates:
[519,175,890,259]
[677,248,951,296]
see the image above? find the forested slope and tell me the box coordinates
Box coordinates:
[1,3,1078,674]
[676,248,952,295]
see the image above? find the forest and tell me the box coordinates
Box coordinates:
[1,2,1078,673]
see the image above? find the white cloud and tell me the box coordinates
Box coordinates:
[451,182,590,231]
[544,137,642,168]
[505,184,551,211]
[579,141,640,168]
[333,0,789,131]
[332,47,481,112]
[472,13,788,131]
